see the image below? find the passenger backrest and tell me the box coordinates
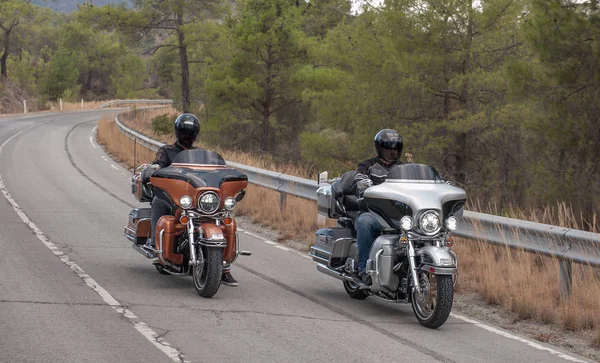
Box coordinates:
[332,169,357,199]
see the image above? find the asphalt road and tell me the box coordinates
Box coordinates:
[0,111,593,363]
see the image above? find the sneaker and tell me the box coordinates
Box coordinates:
[221,272,239,287]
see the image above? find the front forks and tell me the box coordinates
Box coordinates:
[408,240,422,294]
[188,217,202,267]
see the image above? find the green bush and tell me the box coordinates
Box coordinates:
[152,113,176,135]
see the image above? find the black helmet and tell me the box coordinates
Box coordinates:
[374,129,403,162]
[174,113,200,148]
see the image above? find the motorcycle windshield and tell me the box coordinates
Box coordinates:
[171,149,227,166]
[387,164,443,181]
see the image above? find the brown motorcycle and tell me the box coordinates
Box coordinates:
[124,149,251,298]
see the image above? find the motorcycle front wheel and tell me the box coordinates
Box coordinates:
[411,271,453,329]
[193,247,223,298]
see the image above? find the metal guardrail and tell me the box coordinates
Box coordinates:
[96,99,173,109]
[113,110,600,300]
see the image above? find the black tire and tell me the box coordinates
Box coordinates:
[193,247,223,298]
[411,274,453,329]
[343,280,369,300]
[155,264,170,275]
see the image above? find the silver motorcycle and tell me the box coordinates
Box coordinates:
[311,163,466,328]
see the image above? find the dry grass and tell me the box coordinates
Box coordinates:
[98,113,600,347]
[97,117,156,170]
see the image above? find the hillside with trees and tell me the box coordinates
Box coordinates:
[1,0,598,227]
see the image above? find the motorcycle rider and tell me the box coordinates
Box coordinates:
[352,129,404,285]
[142,113,239,287]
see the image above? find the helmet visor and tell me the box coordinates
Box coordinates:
[379,140,402,150]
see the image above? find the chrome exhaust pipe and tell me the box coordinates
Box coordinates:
[316,263,356,283]
[132,243,154,259]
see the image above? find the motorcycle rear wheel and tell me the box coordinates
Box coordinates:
[193,247,223,298]
[411,272,453,329]
[343,280,368,300]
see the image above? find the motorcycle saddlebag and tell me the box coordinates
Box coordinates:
[124,208,152,244]
[310,227,355,268]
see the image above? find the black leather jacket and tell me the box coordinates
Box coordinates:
[351,157,402,197]
[152,141,196,168]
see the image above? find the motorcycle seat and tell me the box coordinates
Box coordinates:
[332,170,361,219]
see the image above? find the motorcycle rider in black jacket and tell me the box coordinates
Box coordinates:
[142,113,239,287]
[351,129,404,285]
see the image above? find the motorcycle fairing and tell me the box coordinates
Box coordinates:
[152,166,248,189]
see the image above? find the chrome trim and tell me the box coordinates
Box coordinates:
[316,263,358,283]
[385,179,446,184]
[198,238,227,248]
[310,245,331,257]
[132,243,154,259]
[449,249,459,287]
[419,264,457,275]
[408,240,422,294]
[232,232,251,259]
[188,218,197,266]
[171,163,229,168]
[157,229,167,265]
[124,227,136,242]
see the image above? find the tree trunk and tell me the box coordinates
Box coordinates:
[176,12,191,113]
[261,44,274,152]
[262,102,270,152]
[454,2,474,186]
[1,30,10,78]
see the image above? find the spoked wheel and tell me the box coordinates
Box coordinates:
[193,247,223,298]
[411,271,453,329]
[343,279,369,300]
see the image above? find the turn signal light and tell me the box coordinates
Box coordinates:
[224,217,233,225]
[400,237,409,244]
[180,216,189,224]
[445,237,454,247]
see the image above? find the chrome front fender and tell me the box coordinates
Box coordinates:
[416,245,456,268]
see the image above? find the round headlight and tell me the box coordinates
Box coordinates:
[445,216,459,231]
[224,197,236,210]
[400,216,413,231]
[420,211,440,235]
[179,195,193,209]
[198,192,220,214]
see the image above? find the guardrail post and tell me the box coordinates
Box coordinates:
[279,192,287,213]
[559,259,572,301]
[23,100,27,114]
[81,99,84,109]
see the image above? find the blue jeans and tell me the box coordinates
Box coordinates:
[355,212,382,274]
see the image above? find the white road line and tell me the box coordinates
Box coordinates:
[110,164,119,171]
[449,313,588,362]
[92,125,98,134]
[236,223,588,362]
[101,156,109,162]
[89,136,98,149]
[0,122,187,363]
